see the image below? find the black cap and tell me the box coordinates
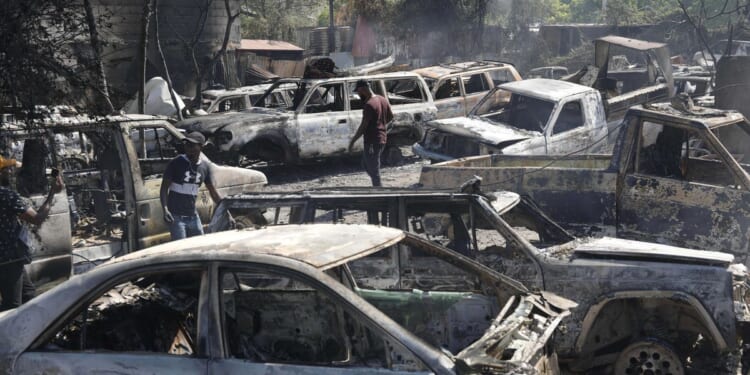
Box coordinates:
[353,79,370,92]
[184,132,206,145]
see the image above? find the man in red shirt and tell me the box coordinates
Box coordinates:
[348,79,393,187]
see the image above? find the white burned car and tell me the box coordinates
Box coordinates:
[0,224,571,374]
[177,72,437,165]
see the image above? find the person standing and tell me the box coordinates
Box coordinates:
[348,79,394,187]
[0,156,63,311]
[160,132,221,240]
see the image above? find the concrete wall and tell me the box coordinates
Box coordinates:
[92,0,241,98]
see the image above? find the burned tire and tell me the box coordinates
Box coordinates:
[614,339,684,375]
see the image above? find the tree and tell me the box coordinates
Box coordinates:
[0,0,113,116]
[166,0,243,110]
[241,0,324,42]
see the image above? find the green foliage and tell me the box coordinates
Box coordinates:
[0,0,108,110]
[240,0,324,42]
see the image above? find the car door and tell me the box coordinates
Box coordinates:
[617,120,750,256]
[545,99,592,155]
[460,72,492,116]
[296,82,353,158]
[12,267,209,374]
[209,266,434,375]
[432,76,464,119]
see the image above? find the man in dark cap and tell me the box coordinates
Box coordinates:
[160,132,221,240]
[348,79,393,187]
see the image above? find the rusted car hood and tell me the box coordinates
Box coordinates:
[455,293,571,373]
[177,108,290,134]
[574,237,735,266]
[428,116,537,146]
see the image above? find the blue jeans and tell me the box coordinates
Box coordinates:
[169,214,204,240]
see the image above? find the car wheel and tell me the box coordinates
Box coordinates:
[614,339,684,375]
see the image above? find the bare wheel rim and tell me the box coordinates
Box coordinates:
[614,339,684,375]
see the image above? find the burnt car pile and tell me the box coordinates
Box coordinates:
[5,30,750,375]
[0,224,571,374]
[207,185,750,374]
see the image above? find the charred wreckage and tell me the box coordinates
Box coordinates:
[4,30,750,375]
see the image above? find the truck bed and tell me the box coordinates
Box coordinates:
[420,154,618,230]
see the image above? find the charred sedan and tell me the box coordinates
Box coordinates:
[0,224,570,374]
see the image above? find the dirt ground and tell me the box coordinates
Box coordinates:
[258,147,427,191]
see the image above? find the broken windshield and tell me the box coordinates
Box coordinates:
[470,88,554,133]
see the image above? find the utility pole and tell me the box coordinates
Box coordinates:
[601,0,607,22]
[328,0,335,54]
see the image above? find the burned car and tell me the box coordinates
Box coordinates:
[420,103,750,262]
[0,115,267,289]
[209,187,750,373]
[199,82,297,114]
[0,224,570,374]
[413,61,522,119]
[177,72,437,166]
[413,79,614,162]
[563,35,674,120]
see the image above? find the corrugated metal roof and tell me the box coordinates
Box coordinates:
[239,39,304,52]
[108,224,405,270]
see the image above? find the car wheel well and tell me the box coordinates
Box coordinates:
[571,295,726,372]
[241,135,292,163]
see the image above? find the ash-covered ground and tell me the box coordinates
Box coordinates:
[258,147,426,191]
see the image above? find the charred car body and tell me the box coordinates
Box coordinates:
[412,61,522,119]
[209,187,750,373]
[0,224,571,374]
[414,79,614,162]
[420,103,750,265]
[563,35,674,120]
[199,83,297,114]
[0,115,266,289]
[177,72,437,165]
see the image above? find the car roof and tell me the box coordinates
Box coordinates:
[499,78,592,101]
[629,103,748,130]
[413,61,513,79]
[107,224,405,270]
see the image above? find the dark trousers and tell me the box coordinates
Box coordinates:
[0,261,35,311]
[362,143,385,187]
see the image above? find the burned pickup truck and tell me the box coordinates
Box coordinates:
[563,35,674,120]
[421,103,750,264]
[177,72,437,165]
[0,224,571,374]
[208,187,750,373]
[413,79,614,161]
[0,115,266,290]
